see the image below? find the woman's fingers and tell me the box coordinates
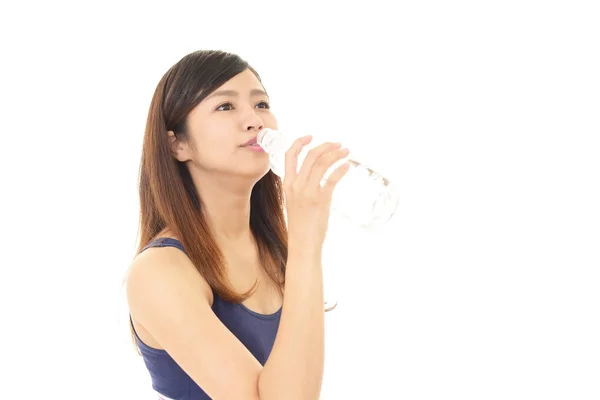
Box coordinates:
[306,147,350,190]
[293,142,341,188]
[283,135,313,186]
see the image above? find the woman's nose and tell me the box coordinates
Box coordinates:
[244,110,264,132]
[246,122,264,131]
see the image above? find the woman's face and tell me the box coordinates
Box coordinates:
[171,68,277,180]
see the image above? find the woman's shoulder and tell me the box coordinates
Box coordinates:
[127,235,214,306]
[126,235,222,357]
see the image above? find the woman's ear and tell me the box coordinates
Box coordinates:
[167,131,192,162]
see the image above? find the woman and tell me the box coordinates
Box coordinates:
[126,50,350,400]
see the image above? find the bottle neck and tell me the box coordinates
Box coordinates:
[257,128,279,152]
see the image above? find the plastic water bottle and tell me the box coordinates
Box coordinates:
[257,128,399,229]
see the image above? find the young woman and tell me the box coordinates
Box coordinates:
[126,50,350,400]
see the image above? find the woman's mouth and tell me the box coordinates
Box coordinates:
[243,143,266,152]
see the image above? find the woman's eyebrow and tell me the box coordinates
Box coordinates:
[206,89,268,100]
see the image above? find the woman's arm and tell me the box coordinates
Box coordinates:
[127,138,350,400]
[258,246,325,400]
[259,137,351,399]
[127,247,264,400]
[126,245,325,400]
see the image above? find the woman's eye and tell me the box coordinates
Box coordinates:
[216,101,270,111]
[256,101,270,109]
[216,103,233,111]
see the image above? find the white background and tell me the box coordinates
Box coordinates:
[0,1,598,399]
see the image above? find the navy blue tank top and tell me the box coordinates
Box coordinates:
[130,237,282,400]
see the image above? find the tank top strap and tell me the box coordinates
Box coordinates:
[140,236,220,301]
[142,237,188,256]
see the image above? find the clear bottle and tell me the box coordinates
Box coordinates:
[257,128,399,229]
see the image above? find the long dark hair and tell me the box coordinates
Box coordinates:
[137,49,289,296]
[129,50,331,352]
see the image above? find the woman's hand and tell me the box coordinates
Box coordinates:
[283,135,351,252]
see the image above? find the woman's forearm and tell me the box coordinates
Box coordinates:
[258,246,325,400]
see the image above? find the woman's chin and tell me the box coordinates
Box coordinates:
[238,162,272,180]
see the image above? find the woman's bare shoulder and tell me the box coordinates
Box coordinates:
[126,241,214,307]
